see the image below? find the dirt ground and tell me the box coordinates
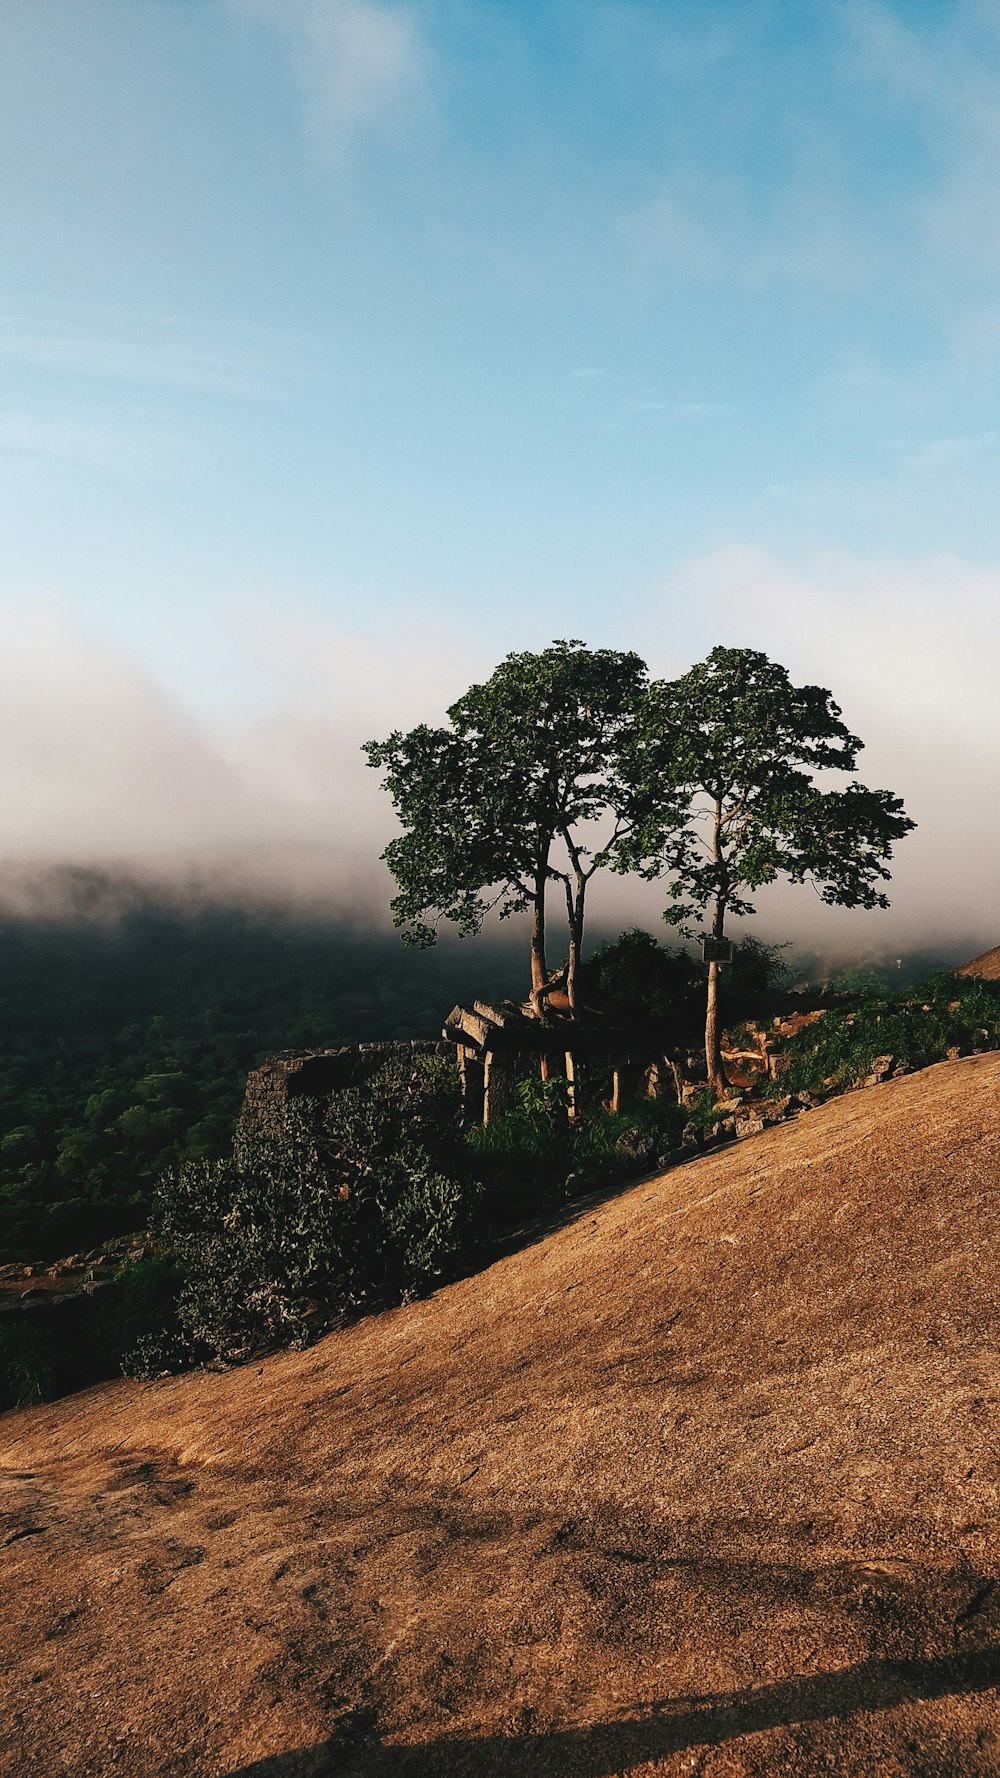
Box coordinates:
[5,1052,1000,1777]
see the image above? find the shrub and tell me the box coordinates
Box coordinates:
[587,927,789,1032]
[0,1321,55,1410]
[778,973,1000,1096]
[727,935,790,997]
[93,1253,185,1365]
[128,1055,470,1373]
[465,1086,685,1218]
[465,1102,573,1214]
[587,930,702,1027]
[827,964,894,997]
[127,1049,687,1378]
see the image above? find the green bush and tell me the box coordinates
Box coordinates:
[727,935,790,997]
[0,1321,55,1410]
[587,929,702,1026]
[92,1253,186,1364]
[778,973,1000,1096]
[465,1086,685,1216]
[826,964,894,997]
[128,1055,471,1373]
[126,1047,689,1377]
[587,927,789,1033]
[465,1101,573,1212]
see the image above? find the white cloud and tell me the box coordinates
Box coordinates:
[3,564,998,959]
[615,6,1000,309]
[898,433,997,470]
[233,0,425,150]
[879,431,999,470]
[0,591,487,916]
[651,18,739,81]
[621,178,729,283]
[846,2,1000,338]
[0,309,304,400]
[654,545,1000,953]
[0,596,254,861]
[225,600,489,758]
[741,192,873,292]
[0,412,143,473]
[621,166,873,294]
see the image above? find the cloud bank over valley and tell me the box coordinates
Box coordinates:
[2,550,996,963]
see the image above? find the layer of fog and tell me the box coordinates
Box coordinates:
[1,554,996,968]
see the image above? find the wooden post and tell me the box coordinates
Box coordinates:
[611,1058,642,1112]
[483,1051,517,1125]
[565,1049,578,1122]
[457,1046,485,1123]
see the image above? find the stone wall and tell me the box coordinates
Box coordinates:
[237,1039,449,1142]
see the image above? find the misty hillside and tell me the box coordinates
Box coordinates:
[0,892,524,1264]
[5,1052,1000,1777]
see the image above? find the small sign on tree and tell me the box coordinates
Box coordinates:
[702,936,734,965]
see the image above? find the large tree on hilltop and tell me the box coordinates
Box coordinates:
[364,640,681,1015]
[621,646,915,1098]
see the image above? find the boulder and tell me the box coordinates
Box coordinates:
[613,1128,659,1171]
[858,1055,894,1089]
[563,1168,602,1194]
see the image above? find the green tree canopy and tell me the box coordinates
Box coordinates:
[364,640,679,1013]
[624,646,915,1094]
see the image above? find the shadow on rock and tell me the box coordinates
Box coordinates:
[228,1643,1000,1777]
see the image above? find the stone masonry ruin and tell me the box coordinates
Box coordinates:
[238,1017,677,1137]
[237,995,845,1138]
[441,999,677,1123]
[238,1040,449,1142]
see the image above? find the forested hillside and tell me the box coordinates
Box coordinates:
[0,873,968,1268]
[0,900,524,1264]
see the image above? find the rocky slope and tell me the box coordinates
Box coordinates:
[957,947,1000,982]
[5,1053,1000,1777]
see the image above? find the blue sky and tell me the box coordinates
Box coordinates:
[1,0,999,948]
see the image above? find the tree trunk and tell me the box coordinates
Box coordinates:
[529,872,549,1016]
[704,807,728,1101]
[563,872,586,1018]
[559,836,589,1020]
[566,925,580,1016]
[705,953,725,1101]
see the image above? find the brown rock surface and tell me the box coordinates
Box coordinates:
[956,947,1000,981]
[5,1054,1000,1777]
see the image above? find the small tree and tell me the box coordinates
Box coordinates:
[364,641,677,1015]
[626,647,915,1098]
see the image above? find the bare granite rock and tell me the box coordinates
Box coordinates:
[8,1053,1000,1776]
